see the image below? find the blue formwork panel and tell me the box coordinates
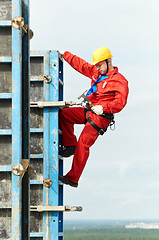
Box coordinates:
[0,0,30,239]
[30,50,64,240]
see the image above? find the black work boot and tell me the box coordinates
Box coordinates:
[60,146,76,158]
[59,176,78,188]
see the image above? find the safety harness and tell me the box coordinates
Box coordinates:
[86,75,109,97]
[84,107,115,135]
[83,68,118,135]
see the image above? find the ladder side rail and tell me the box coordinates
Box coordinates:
[29,51,48,239]
[43,51,51,240]
[22,0,30,238]
[48,50,59,240]
[12,0,23,239]
[58,53,64,239]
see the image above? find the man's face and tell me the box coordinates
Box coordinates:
[95,60,107,75]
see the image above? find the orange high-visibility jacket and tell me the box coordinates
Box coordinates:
[63,51,129,114]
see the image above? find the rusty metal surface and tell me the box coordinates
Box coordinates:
[12,164,24,176]
[0,63,12,93]
[12,16,25,29]
[0,100,12,129]
[0,27,11,56]
[43,178,52,188]
[30,29,34,39]
[0,135,11,165]
[30,108,43,128]
[43,75,51,84]
[21,159,29,178]
[0,0,12,20]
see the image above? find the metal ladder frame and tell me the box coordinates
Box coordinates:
[30,50,82,240]
[30,50,64,239]
[0,0,30,239]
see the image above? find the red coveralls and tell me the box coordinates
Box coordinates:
[60,51,129,184]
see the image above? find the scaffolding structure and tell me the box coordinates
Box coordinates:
[0,1,82,239]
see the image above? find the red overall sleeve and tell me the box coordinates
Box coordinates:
[63,51,99,80]
[100,78,129,114]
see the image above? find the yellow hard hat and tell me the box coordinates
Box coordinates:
[92,47,113,65]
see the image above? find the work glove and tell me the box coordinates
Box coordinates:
[59,50,65,56]
[91,105,103,115]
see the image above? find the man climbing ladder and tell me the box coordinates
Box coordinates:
[59,47,129,188]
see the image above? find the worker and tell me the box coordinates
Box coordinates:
[59,47,129,188]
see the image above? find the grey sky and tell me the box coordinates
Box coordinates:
[30,0,159,220]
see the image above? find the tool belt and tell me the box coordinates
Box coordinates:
[84,107,115,135]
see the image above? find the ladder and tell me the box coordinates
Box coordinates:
[0,0,30,239]
[29,50,82,240]
[0,1,82,239]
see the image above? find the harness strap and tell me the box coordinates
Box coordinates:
[84,110,107,135]
[85,103,114,120]
[84,108,115,135]
[87,117,107,135]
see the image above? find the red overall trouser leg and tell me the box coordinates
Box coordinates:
[60,107,99,183]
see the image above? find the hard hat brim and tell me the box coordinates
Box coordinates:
[91,55,113,65]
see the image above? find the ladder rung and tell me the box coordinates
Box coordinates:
[0,56,12,62]
[30,205,83,212]
[30,232,43,237]
[0,93,12,99]
[30,101,77,108]
[0,166,12,172]
[30,75,44,81]
[0,204,11,209]
[30,154,43,159]
[0,129,12,135]
[0,20,12,26]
